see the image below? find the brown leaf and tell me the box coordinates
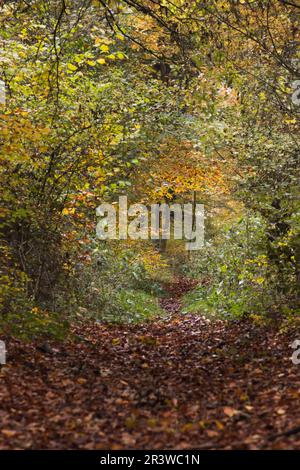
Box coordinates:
[223,406,239,418]
[77,377,87,385]
[2,430,17,437]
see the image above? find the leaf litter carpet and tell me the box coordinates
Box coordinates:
[0,279,299,449]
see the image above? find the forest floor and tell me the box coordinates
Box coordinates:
[0,279,299,450]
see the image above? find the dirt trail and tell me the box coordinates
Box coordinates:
[0,279,299,449]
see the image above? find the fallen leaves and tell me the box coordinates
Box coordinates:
[0,279,299,450]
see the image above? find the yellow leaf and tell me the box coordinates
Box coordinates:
[100,44,109,52]
[181,423,194,432]
[215,420,224,430]
[67,63,77,71]
[62,207,75,215]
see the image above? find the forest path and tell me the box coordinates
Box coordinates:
[0,279,299,449]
